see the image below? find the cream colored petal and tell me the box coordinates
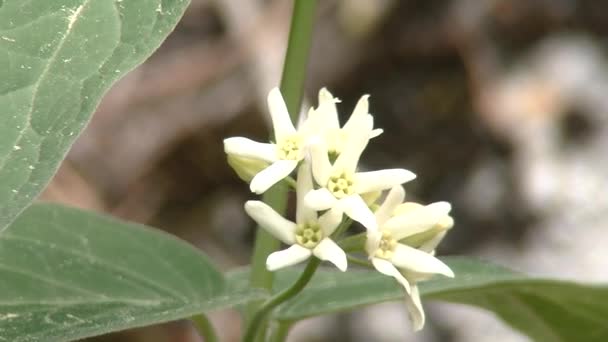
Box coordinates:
[394,202,424,215]
[370,128,383,139]
[362,115,380,138]
[365,230,382,257]
[308,137,332,186]
[391,244,454,277]
[297,107,317,137]
[223,137,277,163]
[384,201,452,240]
[354,169,416,194]
[304,188,337,211]
[374,186,405,226]
[371,258,411,293]
[317,88,340,129]
[340,195,378,231]
[342,95,369,132]
[267,87,296,142]
[250,160,298,194]
[266,245,312,271]
[318,207,343,236]
[333,115,372,173]
[406,285,425,332]
[296,163,317,223]
[244,201,296,244]
[313,238,347,271]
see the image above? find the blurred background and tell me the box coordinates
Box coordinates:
[44,0,608,341]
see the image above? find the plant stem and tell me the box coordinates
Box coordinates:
[269,321,293,342]
[331,218,353,240]
[249,183,288,293]
[247,0,318,320]
[280,0,318,116]
[191,314,218,342]
[243,258,321,342]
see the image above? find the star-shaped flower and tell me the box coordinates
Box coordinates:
[304,113,416,231]
[365,185,454,331]
[244,164,347,271]
[224,88,308,194]
[305,88,383,155]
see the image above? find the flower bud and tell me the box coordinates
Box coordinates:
[395,202,453,249]
[227,154,269,183]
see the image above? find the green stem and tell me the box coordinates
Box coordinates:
[330,218,353,240]
[284,177,297,189]
[191,314,218,342]
[243,258,321,342]
[279,0,318,116]
[247,0,318,320]
[249,183,288,291]
[269,321,294,342]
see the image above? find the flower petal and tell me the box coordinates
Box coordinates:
[340,195,378,231]
[298,107,317,137]
[384,201,452,240]
[391,243,454,277]
[365,230,382,257]
[318,207,343,236]
[406,285,425,332]
[250,160,298,194]
[313,238,347,271]
[308,137,332,186]
[374,185,405,226]
[342,95,369,132]
[370,128,383,139]
[353,169,416,194]
[296,163,317,223]
[223,137,277,163]
[244,200,296,245]
[333,115,372,173]
[371,257,411,293]
[316,88,340,129]
[304,188,337,211]
[267,245,312,271]
[267,87,296,142]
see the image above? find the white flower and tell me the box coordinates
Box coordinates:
[365,186,454,331]
[305,88,382,155]
[304,114,416,231]
[224,87,383,195]
[224,88,307,194]
[244,164,347,271]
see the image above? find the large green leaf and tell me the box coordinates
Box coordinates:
[0,0,190,232]
[228,258,608,342]
[0,203,261,342]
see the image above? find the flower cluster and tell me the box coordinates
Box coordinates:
[224,87,454,331]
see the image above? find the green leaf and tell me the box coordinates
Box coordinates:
[0,0,190,232]
[0,203,262,342]
[227,258,608,342]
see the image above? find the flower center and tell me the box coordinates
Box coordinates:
[375,230,397,259]
[295,222,323,249]
[277,135,302,160]
[327,171,355,199]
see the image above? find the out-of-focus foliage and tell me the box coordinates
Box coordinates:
[228,258,608,342]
